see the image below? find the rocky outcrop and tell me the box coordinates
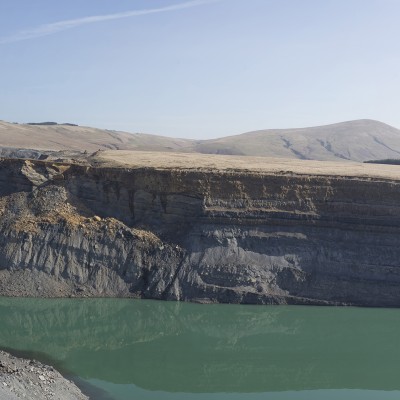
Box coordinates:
[1,157,400,306]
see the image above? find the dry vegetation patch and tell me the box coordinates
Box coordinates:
[92,150,400,181]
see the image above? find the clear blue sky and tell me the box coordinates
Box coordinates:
[1,0,400,139]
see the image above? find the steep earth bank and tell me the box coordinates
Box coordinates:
[1,155,400,306]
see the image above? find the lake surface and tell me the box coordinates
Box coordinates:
[0,298,399,399]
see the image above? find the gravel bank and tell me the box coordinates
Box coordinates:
[0,350,88,400]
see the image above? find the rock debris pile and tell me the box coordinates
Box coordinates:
[0,351,87,400]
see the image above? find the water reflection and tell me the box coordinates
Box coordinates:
[0,298,400,393]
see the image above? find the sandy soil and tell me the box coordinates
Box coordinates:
[92,150,400,180]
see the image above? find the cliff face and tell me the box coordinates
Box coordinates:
[1,158,400,306]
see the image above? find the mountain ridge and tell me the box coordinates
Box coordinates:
[1,119,400,162]
[192,119,400,161]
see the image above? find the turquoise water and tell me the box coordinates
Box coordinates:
[0,298,399,399]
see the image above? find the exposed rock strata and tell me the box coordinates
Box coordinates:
[0,157,400,306]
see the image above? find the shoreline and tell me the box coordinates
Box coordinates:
[0,350,88,400]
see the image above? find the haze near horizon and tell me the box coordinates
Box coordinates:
[1,0,400,139]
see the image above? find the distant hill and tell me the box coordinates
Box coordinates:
[0,121,192,153]
[1,119,400,162]
[188,119,400,162]
[364,159,400,165]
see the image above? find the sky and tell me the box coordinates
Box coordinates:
[1,0,400,139]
